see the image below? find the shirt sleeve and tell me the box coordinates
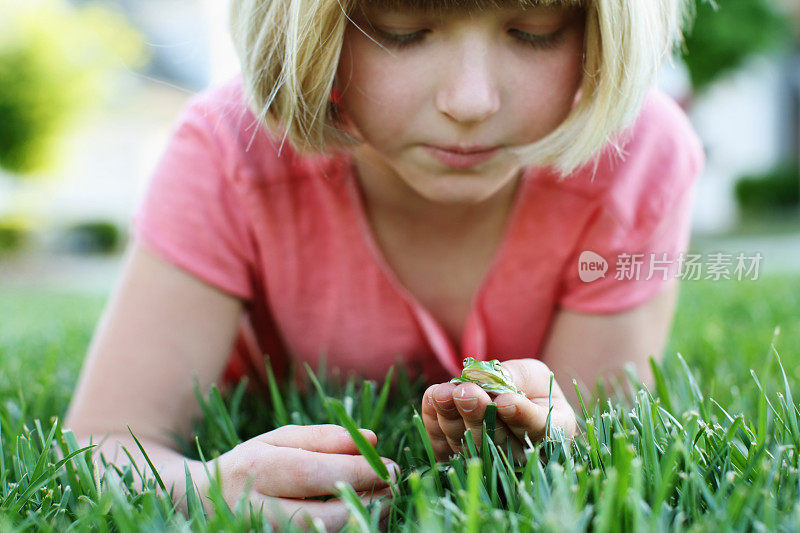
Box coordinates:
[556,106,705,313]
[130,97,256,301]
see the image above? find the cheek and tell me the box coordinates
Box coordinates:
[510,49,584,139]
[337,42,421,147]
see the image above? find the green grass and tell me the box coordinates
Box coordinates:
[1,274,799,531]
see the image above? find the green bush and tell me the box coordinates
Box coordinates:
[681,0,794,93]
[0,1,146,176]
[734,162,800,213]
[61,219,123,254]
[0,214,34,255]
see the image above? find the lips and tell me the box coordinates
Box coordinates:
[434,144,499,154]
[423,144,501,169]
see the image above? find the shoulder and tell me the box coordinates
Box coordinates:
[173,74,328,186]
[538,87,705,230]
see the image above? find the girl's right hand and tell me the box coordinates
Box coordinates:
[201,424,399,530]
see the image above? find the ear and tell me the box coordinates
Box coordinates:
[329,85,344,106]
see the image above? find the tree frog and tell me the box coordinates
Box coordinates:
[450,357,522,395]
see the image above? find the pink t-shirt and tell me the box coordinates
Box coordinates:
[132,76,705,391]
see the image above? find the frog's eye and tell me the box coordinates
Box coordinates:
[493,361,501,371]
[462,357,469,367]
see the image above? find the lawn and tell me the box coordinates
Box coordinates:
[0,273,799,531]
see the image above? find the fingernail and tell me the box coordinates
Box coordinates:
[382,459,400,482]
[454,397,477,412]
[434,398,452,410]
[497,404,516,417]
[426,391,436,407]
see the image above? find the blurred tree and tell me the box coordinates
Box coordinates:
[0,0,147,176]
[781,2,800,192]
[681,0,800,216]
[681,0,794,93]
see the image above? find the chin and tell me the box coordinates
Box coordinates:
[414,175,506,205]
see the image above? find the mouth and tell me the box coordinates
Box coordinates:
[423,144,502,169]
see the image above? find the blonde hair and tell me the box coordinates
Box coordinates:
[229,0,696,180]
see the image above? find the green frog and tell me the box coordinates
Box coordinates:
[450,357,522,395]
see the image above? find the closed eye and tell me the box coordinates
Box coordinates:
[509,27,566,50]
[374,27,566,51]
[374,28,429,49]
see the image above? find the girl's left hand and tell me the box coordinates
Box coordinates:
[421,358,579,463]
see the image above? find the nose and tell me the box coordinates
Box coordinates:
[434,39,501,124]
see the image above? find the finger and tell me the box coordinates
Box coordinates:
[245,487,393,532]
[490,417,513,446]
[242,447,399,498]
[422,385,457,461]
[501,359,569,401]
[451,383,493,449]
[490,419,528,464]
[258,424,378,454]
[430,382,467,453]
[495,393,576,444]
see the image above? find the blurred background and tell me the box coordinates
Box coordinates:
[1,0,799,294]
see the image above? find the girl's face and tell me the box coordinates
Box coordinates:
[336,4,586,205]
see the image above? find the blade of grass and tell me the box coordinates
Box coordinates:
[335,480,372,532]
[0,413,5,493]
[62,431,99,498]
[484,403,497,444]
[127,427,167,494]
[463,428,479,459]
[676,352,707,420]
[184,461,206,520]
[637,390,661,491]
[465,458,481,533]
[750,370,786,432]
[573,378,591,422]
[208,384,240,447]
[755,372,768,448]
[772,345,800,446]
[447,463,464,494]
[264,357,288,427]
[195,438,236,522]
[412,410,442,493]
[303,362,338,423]
[649,356,674,414]
[369,366,394,430]
[328,398,390,482]
[487,436,516,509]
[360,380,374,429]
[408,471,434,529]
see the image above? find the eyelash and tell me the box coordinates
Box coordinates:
[376,27,565,51]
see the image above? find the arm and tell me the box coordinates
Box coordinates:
[64,239,245,511]
[539,280,679,410]
[64,241,399,525]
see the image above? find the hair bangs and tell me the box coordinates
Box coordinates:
[355,0,586,14]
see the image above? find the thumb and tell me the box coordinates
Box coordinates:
[258,424,378,454]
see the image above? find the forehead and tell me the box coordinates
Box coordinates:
[356,0,585,13]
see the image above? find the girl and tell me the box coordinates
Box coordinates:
[65,0,703,529]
